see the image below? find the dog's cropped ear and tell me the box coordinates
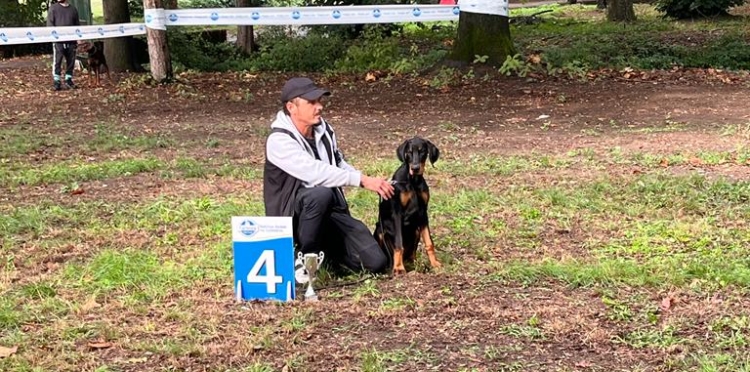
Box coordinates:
[426,140,440,165]
[396,139,409,163]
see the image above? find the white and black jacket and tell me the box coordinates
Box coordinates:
[263,111,361,217]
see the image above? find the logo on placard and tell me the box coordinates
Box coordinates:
[373,9,381,18]
[26,31,34,41]
[452,6,460,15]
[412,7,421,17]
[332,10,341,19]
[169,13,178,22]
[210,12,220,21]
[51,30,59,39]
[119,25,125,33]
[75,28,82,37]
[138,25,145,31]
[292,11,301,19]
[98,27,105,36]
[251,11,260,20]
[145,14,153,23]
[239,219,259,237]
[0,33,7,43]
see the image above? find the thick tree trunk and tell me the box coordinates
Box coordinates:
[144,0,173,83]
[236,0,256,54]
[607,0,636,21]
[103,0,133,72]
[450,11,515,67]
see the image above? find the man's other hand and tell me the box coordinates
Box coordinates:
[361,175,395,200]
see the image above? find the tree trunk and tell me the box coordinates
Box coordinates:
[102,0,133,72]
[144,0,173,83]
[450,11,515,67]
[165,0,177,9]
[607,0,636,21]
[236,0,256,54]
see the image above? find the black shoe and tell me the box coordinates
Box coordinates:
[53,81,62,91]
[65,78,77,89]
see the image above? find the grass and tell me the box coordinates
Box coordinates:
[5,3,750,371]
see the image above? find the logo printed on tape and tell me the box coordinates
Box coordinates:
[26,31,34,41]
[119,25,125,33]
[239,219,259,237]
[332,10,341,19]
[210,12,220,21]
[292,10,301,19]
[98,27,105,35]
[412,7,422,17]
[452,6,460,15]
[51,30,59,39]
[169,13,178,22]
[373,9,381,18]
[138,24,145,31]
[0,33,8,43]
[145,14,153,23]
[75,28,82,37]
[251,11,260,20]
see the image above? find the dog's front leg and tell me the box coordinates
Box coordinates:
[392,214,406,275]
[420,225,441,269]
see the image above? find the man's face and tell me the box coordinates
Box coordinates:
[287,97,324,127]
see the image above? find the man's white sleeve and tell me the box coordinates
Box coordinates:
[267,133,361,188]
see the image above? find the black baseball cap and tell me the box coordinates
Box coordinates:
[280,77,330,103]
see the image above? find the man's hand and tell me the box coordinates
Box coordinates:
[361,175,395,200]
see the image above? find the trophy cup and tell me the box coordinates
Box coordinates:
[301,251,325,301]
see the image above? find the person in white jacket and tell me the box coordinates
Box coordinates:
[263,77,395,274]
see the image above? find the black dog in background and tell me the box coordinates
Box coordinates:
[77,40,110,86]
[374,136,441,275]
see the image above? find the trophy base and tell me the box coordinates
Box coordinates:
[304,285,318,301]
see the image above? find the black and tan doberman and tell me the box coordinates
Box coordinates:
[374,136,441,275]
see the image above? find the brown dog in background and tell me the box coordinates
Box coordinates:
[77,41,110,86]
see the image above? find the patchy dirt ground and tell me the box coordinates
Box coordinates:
[3,55,750,372]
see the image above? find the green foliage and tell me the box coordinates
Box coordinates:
[178,0,234,8]
[655,0,747,19]
[0,0,47,27]
[247,32,346,72]
[168,28,243,72]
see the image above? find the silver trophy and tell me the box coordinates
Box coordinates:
[297,251,325,301]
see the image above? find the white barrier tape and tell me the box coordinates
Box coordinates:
[1,3,510,46]
[0,23,146,46]
[458,0,509,16]
[144,8,168,30]
[162,4,467,26]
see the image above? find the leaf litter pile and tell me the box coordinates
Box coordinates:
[2,57,750,372]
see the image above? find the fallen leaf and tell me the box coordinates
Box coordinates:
[365,73,376,82]
[689,157,703,166]
[575,360,592,368]
[660,158,669,167]
[660,297,672,312]
[528,54,542,64]
[0,346,18,358]
[87,341,113,350]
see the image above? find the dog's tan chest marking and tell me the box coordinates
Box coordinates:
[400,190,413,208]
[420,191,430,204]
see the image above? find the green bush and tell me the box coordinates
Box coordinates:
[655,0,746,19]
[242,32,346,72]
[168,28,243,72]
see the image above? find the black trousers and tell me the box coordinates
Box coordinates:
[294,187,387,274]
[53,42,77,80]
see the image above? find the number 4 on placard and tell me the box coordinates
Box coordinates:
[247,250,284,294]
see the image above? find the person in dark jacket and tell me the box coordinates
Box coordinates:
[47,0,80,91]
[263,77,395,275]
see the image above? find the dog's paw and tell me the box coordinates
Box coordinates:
[393,266,407,276]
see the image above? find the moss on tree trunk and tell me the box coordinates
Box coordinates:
[607,0,636,22]
[449,11,515,67]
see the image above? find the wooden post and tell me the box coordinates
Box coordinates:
[143,0,173,83]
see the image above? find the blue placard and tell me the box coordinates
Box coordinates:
[232,216,296,302]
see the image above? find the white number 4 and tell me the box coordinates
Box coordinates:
[247,250,284,294]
